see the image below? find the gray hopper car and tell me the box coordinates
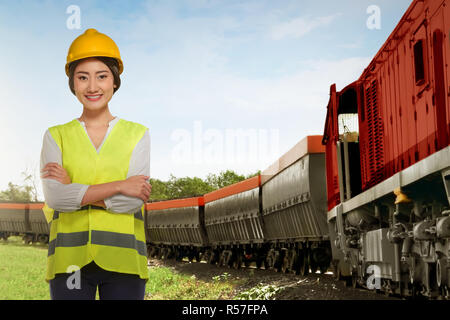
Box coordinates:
[261,136,331,274]
[145,197,207,262]
[0,203,49,244]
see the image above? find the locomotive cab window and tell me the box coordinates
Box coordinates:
[338,114,359,141]
[337,88,359,142]
[413,39,425,85]
[336,87,362,199]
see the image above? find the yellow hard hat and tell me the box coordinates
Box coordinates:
[65,28,123,76]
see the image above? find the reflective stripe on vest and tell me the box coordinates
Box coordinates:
[43,118,149,281]
[48,231,89,256]
[91,230,146,256]
[48,230,146,257]
[51,207,144,222]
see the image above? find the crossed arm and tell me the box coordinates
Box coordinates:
[41,163,151,207]
[40,128,152,213]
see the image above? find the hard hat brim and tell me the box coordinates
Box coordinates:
[65,56,124,76]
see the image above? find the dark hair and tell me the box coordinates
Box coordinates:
[68,56,121,95]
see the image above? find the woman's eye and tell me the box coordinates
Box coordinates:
[98,75,107,80]
[78,76,87,81]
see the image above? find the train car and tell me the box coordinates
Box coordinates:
[323,0,450,298]
[202,175,265,268]
[261,135,331,274]
[0,202,49,244]
[145,197,207,262]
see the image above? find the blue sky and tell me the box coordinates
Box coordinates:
[0,0,412,200]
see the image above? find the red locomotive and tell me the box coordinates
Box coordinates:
[323,0,450,297]
[1,0,449,300]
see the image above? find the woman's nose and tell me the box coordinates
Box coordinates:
[87,79,99,92]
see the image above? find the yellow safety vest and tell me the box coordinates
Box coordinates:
[42,118,149,281]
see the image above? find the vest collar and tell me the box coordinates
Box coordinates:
[72,118,122,155]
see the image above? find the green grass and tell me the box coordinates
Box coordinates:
[0,237,241,300]
[146,267,239,300]
[0,236,49,300]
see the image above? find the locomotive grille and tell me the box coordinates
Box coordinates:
[364,79,385,188]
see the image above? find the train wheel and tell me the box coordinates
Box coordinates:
[343,275,353,287]
[292,250,301,275]
[147,246,152,259]
[410,282,419,298]
[320,264,329,274]
[256,255,264,269]
[310,262,318,274]
[175,248,183,261]
[351,271,360,289]
[221,250,231,268]
[274,250,284,272]
[161,248,167,260]
[233,253,242,270]
[166,248,174,259]
[38,234,49,244]
[281,249,295,273]
[23,234,33,245]
[243,254,251,268]
[226,251,234,268]
[299,251,309,276]
[206,251,212,264]
[218,251,225,267]
[207,251,216,265]
[202,250,210,263]
[265,249,275,270]
[148,246,156,258]
[188,251,196,262]
[442,285,449,300]
[383,279,392,297]
[309,250,318,274]
[332,263,341,280]
[156,248,163,259]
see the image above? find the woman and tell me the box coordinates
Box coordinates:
[40,28,151,300]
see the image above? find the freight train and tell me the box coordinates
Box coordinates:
[1,0,449,299]
[145,136,331,276]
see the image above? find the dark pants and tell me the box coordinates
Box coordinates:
[49,262,146,300]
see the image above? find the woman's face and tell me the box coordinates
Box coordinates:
[73,57,117,111]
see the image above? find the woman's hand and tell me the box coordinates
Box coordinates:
[119,175,151,202]
[41,162,71,184]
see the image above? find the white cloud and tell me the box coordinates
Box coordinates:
[269,14,341,40]
[338,42,362,49]
[174,56,371,114]
[144,57,371,181]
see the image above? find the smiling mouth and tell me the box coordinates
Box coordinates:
[85,94,103,101]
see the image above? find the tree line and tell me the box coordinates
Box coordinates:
[0,170,259,203]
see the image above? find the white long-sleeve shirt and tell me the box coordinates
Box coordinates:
[40,117,150,214]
